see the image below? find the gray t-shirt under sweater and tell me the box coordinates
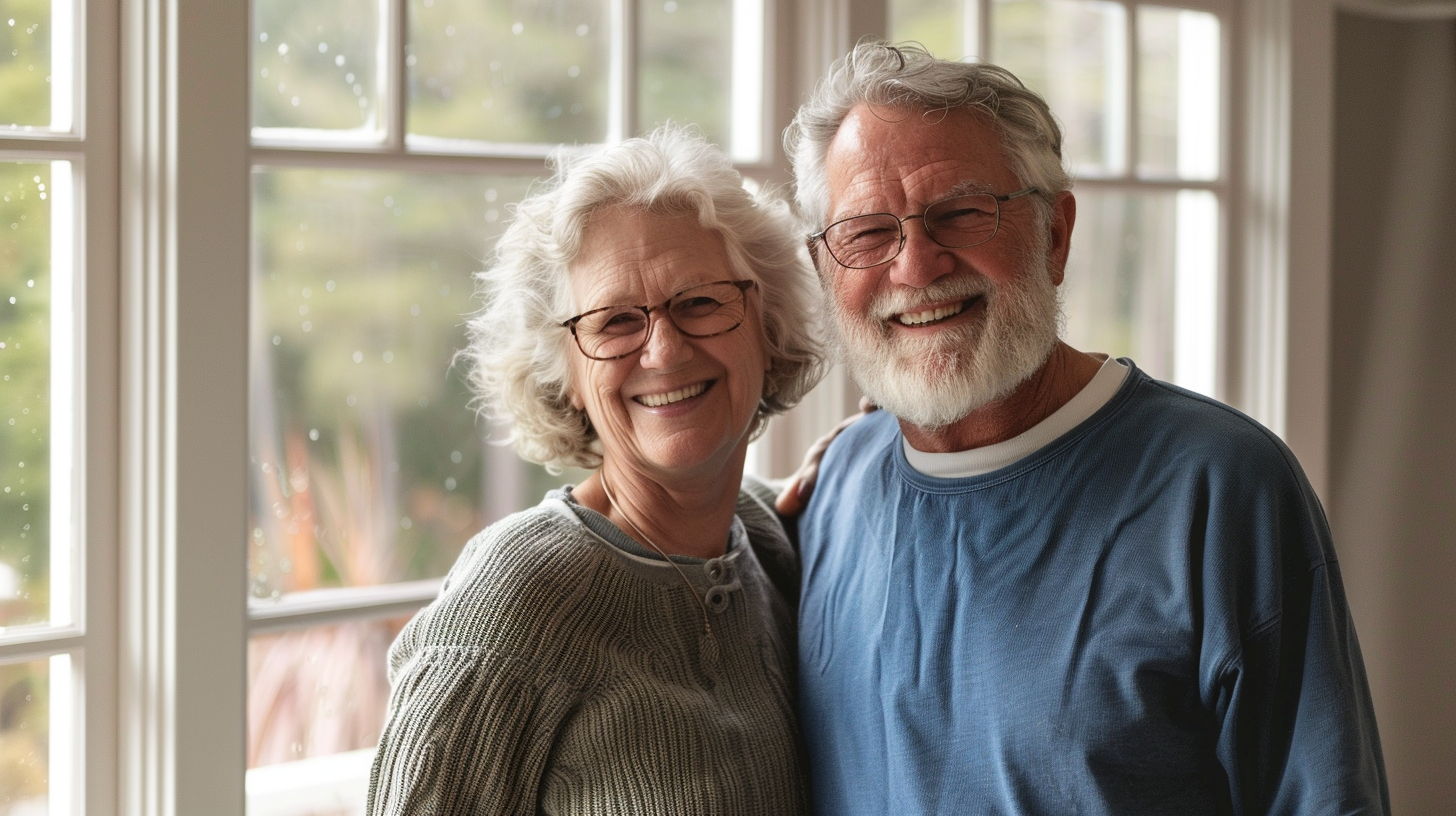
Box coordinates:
[367,475,809,815]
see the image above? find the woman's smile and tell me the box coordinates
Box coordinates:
[634,379,712,408]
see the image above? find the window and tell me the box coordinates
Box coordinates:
[243,0,774,810]
[1,0,116,811]
[890,0,1227,397]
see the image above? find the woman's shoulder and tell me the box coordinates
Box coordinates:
[409,499,607,645]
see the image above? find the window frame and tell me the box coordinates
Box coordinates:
[0,0,121,810]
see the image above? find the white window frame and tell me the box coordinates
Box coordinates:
[0,0,121,811]
[100,0,1332,813]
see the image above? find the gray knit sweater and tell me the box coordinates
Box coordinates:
[366,476,810,815]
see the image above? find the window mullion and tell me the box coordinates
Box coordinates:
[386,0,407,151]
[121,0,250,811]
[976,0,990,61]
[610,0,640,141]
[1124,1,1138,179]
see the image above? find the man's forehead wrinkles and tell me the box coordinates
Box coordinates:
[833,160,991,218]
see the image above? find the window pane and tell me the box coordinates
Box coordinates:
[0,0,52,129]
[407,0,608,145]
[246,615,411,816]
[638,0,733,150]
[993,0,1126,175]
[1061,188,1219,396]
[1137,6,1219,180]
[0,657,55,814]
[247,615,410,770]
[252,0,381,133]
[250,168,579,597]
[0,162,51,629]
[889,0,972,61]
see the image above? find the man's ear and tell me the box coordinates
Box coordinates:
[1047,191,1076,286]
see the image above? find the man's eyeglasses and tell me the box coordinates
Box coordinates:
[809,187,1042,270]
[562,279,756,361]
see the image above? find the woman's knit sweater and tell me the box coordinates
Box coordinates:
[366,476,810,815]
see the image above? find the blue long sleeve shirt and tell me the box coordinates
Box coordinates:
[798,363,1387,815]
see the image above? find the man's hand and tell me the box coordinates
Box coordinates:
[775,399,876,516]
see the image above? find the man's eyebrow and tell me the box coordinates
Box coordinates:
[944,179,996,197]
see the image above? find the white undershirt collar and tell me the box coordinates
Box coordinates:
[903,355,1129,479]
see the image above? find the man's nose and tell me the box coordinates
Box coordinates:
[886,220,956,288]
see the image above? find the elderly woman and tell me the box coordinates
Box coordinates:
[366,126,824,815]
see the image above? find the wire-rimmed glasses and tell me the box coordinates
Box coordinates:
[562,279,756,361]
[810,187,1043,269]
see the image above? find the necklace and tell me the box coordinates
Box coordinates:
[598,471,714,641]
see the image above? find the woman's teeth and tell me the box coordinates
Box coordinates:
[897,301,965,326]
[637,381,708,407]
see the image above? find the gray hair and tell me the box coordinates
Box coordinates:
[785,40,1072,231]
[464,125,826,472]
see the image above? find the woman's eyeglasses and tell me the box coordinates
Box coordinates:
[562,279,756,361]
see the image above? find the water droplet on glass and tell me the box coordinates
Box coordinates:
[445,477,457,491]
[308,428,319,441]
[400,517,413,529]
[576,24,590,36]
[352,351,363,363]
[512,22,524,35]
[259,31,268,42]
[272,335,282,346]
[278,43,289,56]
[450,450,463,464]
[317,42,328,53]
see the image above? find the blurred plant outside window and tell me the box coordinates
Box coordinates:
[2,0,83,808]
[245,0,768,812]
[890,0,1224,398]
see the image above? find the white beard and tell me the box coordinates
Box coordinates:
[825,243,1063,430]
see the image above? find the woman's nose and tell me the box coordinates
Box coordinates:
[636,311,693,369]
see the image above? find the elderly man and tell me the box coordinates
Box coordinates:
[786,42,1387,815]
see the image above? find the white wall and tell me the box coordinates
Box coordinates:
[1331,11,1456,812]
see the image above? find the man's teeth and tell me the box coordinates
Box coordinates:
[637,382,708,407]
[897,302,965,326]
